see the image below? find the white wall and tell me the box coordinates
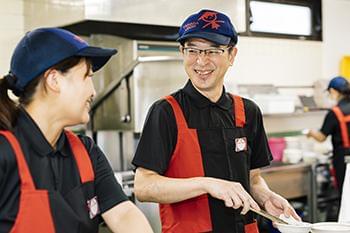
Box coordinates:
[0,0,84,76]
[0,0,23,75]
[23,0,84,31]
[225,36,322,87]
[322,0,350,80]
[0,0,349,87]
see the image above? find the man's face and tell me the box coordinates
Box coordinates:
[180,38,237,95]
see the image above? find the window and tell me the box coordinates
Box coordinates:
[244,0,322,40]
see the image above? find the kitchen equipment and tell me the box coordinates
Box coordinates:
[283,149,303,164]
[284,137,300,150]
[252,94,296,114]
[89,35,187,132]
[302,151,318,164]
[249,208,288,224]
[299,95,319,111]
[275,222,312,233]
[268,137,286,161]
[311,222,350,233]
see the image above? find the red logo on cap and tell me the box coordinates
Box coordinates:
[199,11,224,30]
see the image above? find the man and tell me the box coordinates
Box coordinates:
[132,9,299,233]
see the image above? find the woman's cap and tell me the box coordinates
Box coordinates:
[177,9,238,45]
[327,76,349,91]
[9,27,117,92]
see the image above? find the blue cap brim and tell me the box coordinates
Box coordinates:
[177,31,233,45]
[76,46,117,72]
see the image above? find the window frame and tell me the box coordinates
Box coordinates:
[241,0,322,41]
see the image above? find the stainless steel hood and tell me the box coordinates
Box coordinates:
[83,0,246,32]
[62,0,246,39]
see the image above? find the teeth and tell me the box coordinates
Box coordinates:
[196,70,212,75]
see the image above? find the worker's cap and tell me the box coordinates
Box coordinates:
[177,9,238,46]
[327,76,349,92]
[7,27,117,95]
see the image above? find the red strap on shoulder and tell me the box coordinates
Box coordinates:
[0,130,35,190]
[164,95,188,129]
[65,130,95,183]
[229,94,246,128]
[332,106,350,148]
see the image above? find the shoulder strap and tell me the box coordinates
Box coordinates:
[65,130,95,183]
[332,106,350,148]
[0,130,36,190]
[164,95,188,129]
[229,94,246,128]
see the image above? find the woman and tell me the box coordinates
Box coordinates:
[307,76,350,195]
[0,28,153,233]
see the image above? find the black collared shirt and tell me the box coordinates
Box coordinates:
[133,80,272,232]
[0,109,128,232]
[321,98,350,152]
[133,80,272,175]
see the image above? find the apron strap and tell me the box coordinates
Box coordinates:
[333,106,350,148]
[164,95,189,130]
[229,94,246,128]
[0,130,36,190]
[65,130,95,183]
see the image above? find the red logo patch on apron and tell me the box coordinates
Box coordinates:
[235,137,247,152]
[87,196,100,219]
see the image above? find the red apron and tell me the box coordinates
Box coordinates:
[0,130,95,233]
[331,106,350,190]
[160,95,259,233]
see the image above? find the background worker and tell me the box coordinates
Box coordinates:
[0,28,153,233]
[132,9,299,233]
[307,76,350,196]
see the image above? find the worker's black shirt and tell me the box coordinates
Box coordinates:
[0,109,128,233]
[132,80,272,232]
[133,80,272,173]
[321,98,350,153]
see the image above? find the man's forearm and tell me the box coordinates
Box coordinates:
[134,168,207,204]
[249,169,274,206]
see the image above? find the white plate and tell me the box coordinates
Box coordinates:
[275,222,312,233]
[311,222,350,233]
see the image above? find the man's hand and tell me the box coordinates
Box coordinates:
[263,192,301,221]
[204,177,260,214]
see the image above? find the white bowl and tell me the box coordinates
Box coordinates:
[275,222,312,233]
[311,222,350,233]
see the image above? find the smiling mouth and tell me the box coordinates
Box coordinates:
[195,70,213,76]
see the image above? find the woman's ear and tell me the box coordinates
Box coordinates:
[44,69,61,93]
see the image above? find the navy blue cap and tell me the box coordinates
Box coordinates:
[327,76,349,91]
[8,27,117,93]
[177,9,238,45]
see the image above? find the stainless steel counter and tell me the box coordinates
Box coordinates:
[261,162,317,222]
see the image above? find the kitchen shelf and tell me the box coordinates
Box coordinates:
[263,109,327,118]
[263,110,327,135]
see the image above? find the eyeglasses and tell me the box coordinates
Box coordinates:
[182,46,231,58]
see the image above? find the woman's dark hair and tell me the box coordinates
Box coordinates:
[0,56,91,130]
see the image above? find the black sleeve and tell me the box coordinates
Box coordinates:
[244,99,272,169]
[320,110,337,136]
[132,99,177,175]
[79,135,128,213]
